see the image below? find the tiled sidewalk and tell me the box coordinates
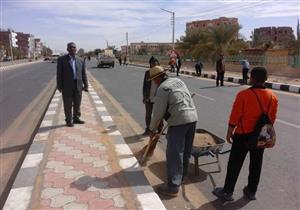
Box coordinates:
[3,83,165,210]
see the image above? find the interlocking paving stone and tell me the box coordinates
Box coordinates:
[53,165,74,173]
[100,188,121,199]
[82,156,99,163]
[64,149,82,155]
[63,202,88,210]
[64,170,85,179]
[113,195,126,208]
[50,194,76,208]
[92,160,108,168]
[56,146,74,152]
[46,161,64,169]
[41,188,64,199]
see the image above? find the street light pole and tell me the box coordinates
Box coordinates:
[161,8,175,49]
[9,33,14,61]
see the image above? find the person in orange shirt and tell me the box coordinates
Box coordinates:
[213,67,278,201]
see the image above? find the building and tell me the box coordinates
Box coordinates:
[121,45,130,55]
[34,38,43,57]
[16,32,30,58]
[28,34,35,58]
[0,31,11,57]
[128,42,173,55]
[253,26,295,46]
[186,17,238,31]
[0,29,46,59]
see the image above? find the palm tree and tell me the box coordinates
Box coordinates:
[177,24,242,62]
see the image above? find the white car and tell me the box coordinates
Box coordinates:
[51,53,60,63]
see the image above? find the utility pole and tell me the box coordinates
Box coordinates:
[126,32,128,57]
[9,33,13,62]
[161,8,175,49]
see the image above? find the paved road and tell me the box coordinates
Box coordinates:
[0,61,56,134]
[89,62,300,210]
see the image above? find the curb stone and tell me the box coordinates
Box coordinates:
[129,63,300,94]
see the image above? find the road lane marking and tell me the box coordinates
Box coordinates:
[193,92,216,101]
[277,119,300,129]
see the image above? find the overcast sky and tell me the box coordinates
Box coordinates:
[1,0,299,52]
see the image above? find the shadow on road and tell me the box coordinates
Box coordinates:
[38,124,65,133]
[195,197,250,210]
[198,84,242,90]
[0,143,28,154]
[147,160,221,185]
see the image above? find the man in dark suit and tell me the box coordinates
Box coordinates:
[57,42,88,127]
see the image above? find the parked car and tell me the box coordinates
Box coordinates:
[97,55,115,68]
[44,57,51,61]
[3,56,12,62]
[51,53,60,63]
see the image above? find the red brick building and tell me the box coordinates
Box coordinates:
[16,32,30,58]
[253,27,295,46]
[186,17,239,31]
[0,31,11,54]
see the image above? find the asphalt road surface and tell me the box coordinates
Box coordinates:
[0,62,56,134]
[89,61,300,210]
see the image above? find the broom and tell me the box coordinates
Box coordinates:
[140,123,168,163]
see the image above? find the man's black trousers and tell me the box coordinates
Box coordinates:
[223,134,264,194]
[62,81,82,123]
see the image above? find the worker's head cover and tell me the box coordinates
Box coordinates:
[148,66,166,81]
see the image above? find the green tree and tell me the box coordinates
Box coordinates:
[42,46,53,56]
[94,48,104,56]
[77,48,85,57]
[177,24,242,62]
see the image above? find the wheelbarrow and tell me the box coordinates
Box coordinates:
[191,129,230,176]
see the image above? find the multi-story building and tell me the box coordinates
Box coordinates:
[34,38,43,57]
[28,34,35,58]
[0,31,11,56]
[128,42,173,55]
[16,32,30,58]
[0,30,46,59]
[121,45,130,55]
[186,17,239,31]
[253,27,295,45]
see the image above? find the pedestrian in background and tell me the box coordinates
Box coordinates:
[57,42,88,127]
[216,54,225,86]
[240,59,250,84]
[142,56,163,135]
[148,66,198,197]
[123,55,127,65]
[195,59,203,76]
[169,58,176,73]
[176,56,182,76]
[118,56,122,66]
[213,67,278,201]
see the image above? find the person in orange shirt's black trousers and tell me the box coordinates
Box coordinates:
[213,67,278,201]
